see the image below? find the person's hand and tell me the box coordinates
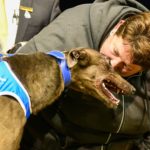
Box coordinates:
[7,41,27,54]
[133,132,150,150]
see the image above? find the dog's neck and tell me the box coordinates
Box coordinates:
[47,51,71,86]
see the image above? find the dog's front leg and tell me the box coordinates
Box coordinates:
[0,96,26,150]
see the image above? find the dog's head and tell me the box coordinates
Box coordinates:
[66,47,135,108]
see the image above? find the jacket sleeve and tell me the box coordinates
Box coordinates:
[16,4,93,54]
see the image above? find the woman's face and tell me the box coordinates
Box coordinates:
[100,34,142,77]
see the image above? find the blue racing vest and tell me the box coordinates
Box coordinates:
[0,61,31,118]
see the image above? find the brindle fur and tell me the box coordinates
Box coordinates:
[0,48,135,150]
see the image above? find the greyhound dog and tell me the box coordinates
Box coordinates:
[0,47,135,150]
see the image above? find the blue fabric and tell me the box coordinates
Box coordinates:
[47,50,71,86]
[0,61,31,119]
[0,50,71,119]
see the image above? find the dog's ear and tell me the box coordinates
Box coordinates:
[67,48,90,68]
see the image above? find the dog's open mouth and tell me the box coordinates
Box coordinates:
[101,79,125,106]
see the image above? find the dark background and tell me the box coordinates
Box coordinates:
[60,0,150,11]
[60,0,93,10]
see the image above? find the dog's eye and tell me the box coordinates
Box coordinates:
[91,74,96,79]
[104,56,111,66]
[108,58,112,66]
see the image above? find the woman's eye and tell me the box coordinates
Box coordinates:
[112,48,119,57]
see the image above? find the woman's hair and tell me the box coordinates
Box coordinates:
[116,12,150,69]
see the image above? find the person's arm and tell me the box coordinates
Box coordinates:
[15,4,93,54]
[7,42,27,54]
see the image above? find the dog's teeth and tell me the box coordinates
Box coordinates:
[117,89,120,94]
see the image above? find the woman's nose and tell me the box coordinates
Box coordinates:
[121,66,132,73]
[110,59,123,72]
